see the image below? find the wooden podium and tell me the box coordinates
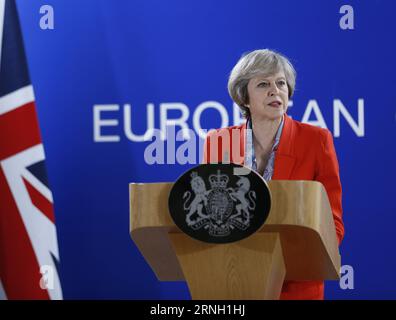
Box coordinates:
[129,180,341,300]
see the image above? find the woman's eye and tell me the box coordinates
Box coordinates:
[258,82,269,87]
[277,80,286,86]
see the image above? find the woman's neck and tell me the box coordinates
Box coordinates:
[251,115,282,153]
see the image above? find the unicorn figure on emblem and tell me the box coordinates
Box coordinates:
[228,176,256,225]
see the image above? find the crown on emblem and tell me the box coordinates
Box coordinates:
[209,170,229,188]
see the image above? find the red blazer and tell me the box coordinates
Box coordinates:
[203,114,344,300]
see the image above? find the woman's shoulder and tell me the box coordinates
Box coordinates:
[288,116,330,140]
[286,117,334,156]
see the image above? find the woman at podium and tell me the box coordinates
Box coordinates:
[203,49,344,300]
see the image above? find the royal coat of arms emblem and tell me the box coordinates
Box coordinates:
[169,164,271,243]
[183,170,257,236]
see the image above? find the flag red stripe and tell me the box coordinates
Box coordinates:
[23,177,55,224]
[0,101,42,161]
[0,168,50,299]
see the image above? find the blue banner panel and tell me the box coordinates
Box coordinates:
[14,0,396,299]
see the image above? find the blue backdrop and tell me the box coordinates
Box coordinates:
[16,0,396,299]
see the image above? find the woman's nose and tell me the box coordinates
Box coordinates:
[268,83,280,95]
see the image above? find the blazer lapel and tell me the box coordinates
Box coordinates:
[239,121,246,165]
[272,154,295,179]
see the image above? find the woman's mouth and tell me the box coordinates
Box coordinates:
[268,101,282,108]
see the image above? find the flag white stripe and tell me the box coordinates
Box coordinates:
[0,85,35,115]
[0,279,7,300]
[0,0,5,65]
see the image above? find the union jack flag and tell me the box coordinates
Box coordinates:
[0,0,62,299]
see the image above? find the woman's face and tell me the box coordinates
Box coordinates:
[246,71,289,121]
